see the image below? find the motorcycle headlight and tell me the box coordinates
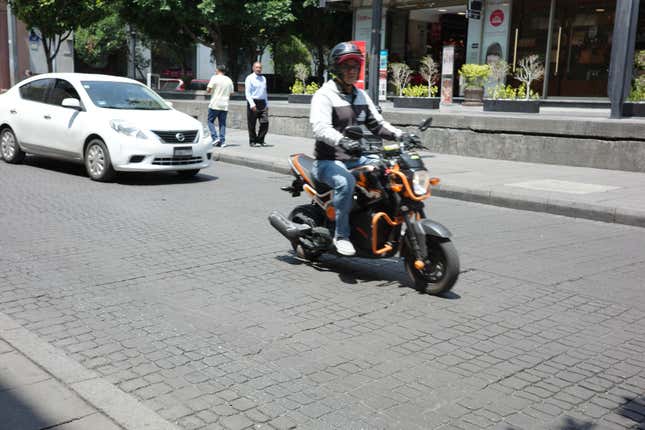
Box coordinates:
[110,120,149,140]
[412,170,430,195]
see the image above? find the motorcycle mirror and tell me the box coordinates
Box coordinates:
[344,126,364,140]
[418,117,433,131]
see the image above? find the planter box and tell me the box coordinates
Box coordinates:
[623,102,645,117]
[463,87,484,106]
[288,94,313,104]
[391,97,440,109]
[483,99,540,113]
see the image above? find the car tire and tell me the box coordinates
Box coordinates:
[85,138,115,182]
[0,128,26,164]
[176,169,200,178]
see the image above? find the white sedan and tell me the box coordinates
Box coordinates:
[0,73,211,181]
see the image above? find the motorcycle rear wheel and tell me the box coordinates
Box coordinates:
[288,204,326,262]
[405,238,459,295]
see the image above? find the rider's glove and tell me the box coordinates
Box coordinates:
[338,137,362,157]
[400,132,423,148]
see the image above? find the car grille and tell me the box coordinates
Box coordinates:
[152,156,203,166]
[151,130,198,144]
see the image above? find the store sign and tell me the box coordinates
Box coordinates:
[489,9,504,27]
[441,45,455,105]
[350,40,367,90]
[379,50,388,101]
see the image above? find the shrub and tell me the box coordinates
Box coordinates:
[515,55,545,100]
[290,80,305,95]
[402,84,438,97]
[629,50,645,101]
[305,82,319,95]
[459,64,491,89]
[418,55,439,97]
[490,83,539,100]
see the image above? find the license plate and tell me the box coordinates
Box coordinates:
[174,146,192,157]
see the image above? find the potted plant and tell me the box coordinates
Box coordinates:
[624,50,645,117]
[392,55,440,109]
[459,63,491,106]
[288,63,314,103]
[388,62,412,97]
[484,56,543,113]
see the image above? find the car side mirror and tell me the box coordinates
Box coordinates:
[344,125,363,140]
[61,98,82,110]
[165,100,174,108]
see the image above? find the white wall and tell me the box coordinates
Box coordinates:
[196,43,214,80]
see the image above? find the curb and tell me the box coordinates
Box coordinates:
[215,152,645,228]
[0,312,180,430]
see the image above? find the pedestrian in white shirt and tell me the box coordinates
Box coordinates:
[206,65,234,147]
[244,62,269,147]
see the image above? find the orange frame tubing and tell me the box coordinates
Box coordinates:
[371,212,403,255]
[388,170,431,201]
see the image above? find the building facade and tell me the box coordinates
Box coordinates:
[349,0,644,99]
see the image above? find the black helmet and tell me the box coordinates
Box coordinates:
[329,42,364,74]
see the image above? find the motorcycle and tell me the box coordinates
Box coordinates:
[268,118,459,295]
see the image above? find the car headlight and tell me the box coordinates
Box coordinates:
[412,170,430,195]
[110,120,149,140]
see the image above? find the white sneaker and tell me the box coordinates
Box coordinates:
[333,238,356,256]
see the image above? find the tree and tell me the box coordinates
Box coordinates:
[389,63,412,96]
[115,0,295,83]
[418,55,439,98]
[515,55,544,100]
[9,0,108,72]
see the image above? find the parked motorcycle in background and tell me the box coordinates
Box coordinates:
[269,118,459,295]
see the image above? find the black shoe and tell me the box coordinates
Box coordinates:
[258,141,266,146]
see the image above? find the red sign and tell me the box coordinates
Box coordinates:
[350,40,366,90]
[490,9,504,27]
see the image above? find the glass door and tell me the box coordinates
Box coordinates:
[547,1,616,97]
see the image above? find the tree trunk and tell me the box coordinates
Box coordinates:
[42,38,53,73]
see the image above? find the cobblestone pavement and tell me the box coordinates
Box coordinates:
[0,157,644,430]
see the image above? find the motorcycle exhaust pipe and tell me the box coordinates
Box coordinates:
[268,210,311,241]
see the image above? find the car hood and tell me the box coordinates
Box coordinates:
[97,108,201,131]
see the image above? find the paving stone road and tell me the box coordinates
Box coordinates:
[0,157,644,430]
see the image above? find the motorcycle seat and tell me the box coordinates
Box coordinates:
[290,154,331,194]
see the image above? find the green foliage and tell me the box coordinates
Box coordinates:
[402,84,438,97]
[490,83,539,100]
[459,63,491,89]
[74,13,128,68]
[9,0,108,71]
[629,50,645,102]
[273,35,312,85]
[305,82,319,95]
[290,80,305,95]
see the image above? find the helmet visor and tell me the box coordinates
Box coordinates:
[337,53,364,66]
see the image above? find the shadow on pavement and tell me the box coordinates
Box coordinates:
[275,252,461,299]
[0,376,50,430]
[22,155,217,185]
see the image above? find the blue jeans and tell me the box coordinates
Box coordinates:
[207,109,228,143]
[312,157,368,240]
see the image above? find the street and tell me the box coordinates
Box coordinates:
[1,157,644,430]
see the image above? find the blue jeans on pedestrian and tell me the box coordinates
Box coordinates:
[312,156,368,240]
[207,109,228,143]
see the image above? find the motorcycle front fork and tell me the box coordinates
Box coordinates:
[400,205,428,265]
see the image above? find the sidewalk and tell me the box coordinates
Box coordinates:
[0,312,179,430]
[213,129,645,228]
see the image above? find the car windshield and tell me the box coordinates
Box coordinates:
[81,81,170,110]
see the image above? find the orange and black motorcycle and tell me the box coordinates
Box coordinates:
[268,118,459,295]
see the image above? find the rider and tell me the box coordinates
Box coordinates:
[310,41,420,256]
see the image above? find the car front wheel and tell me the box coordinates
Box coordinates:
[85,139,115,182]
[0,128,25,164]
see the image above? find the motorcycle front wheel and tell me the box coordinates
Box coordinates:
[404,238,459,295]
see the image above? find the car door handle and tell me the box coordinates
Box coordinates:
[44,115,51,119]
[10,109,17,114]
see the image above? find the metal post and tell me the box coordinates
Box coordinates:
[368,0,382,106]
[608,0,640,118]
[6,2,18,86]
[542,0,556,99]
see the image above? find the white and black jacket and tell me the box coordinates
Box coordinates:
[309,79,402,161]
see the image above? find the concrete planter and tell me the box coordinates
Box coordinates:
[623,102,645,117]
[484,99,540,113]
[463,87,484,106]
[288,94,313,104]
[391,97,440,109]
